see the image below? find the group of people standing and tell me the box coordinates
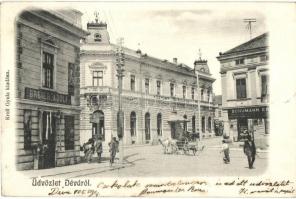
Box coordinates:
[83,136,119,166]
[221,130,257,169]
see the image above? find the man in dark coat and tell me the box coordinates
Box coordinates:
[243,134,256,169]
[109,137,119,166]
[94,135,103,163]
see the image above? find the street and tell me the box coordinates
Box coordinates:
[21,138,268,178]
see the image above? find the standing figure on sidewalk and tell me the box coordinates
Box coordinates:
[221,139,230,164]
[243,134,256,169]
[109,137,119,166]
[83,138,95,163]
[95,135,103,163]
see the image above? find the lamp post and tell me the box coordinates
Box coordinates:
[116,37,125,164]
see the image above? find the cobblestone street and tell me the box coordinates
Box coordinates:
[21,138,268,178]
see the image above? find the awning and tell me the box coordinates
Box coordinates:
[167,112,190,123]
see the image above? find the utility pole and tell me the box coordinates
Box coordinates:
[244,18,256,40]
[196,49,202,142]
[116,37,125,164]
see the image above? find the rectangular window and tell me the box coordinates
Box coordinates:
[131,75,135,91]
[64,115,75,150]
[170,83,175,97]
[156,80,161,96]
[191,87,195,100]
[145,78,149,94]
[182,85,186,99]
[93,71,103,86]
[261,75,268,97]
[24,110,32,150]
[68,63,75,96]
[42,52,54,89]
[236,78,247,99]
[260,55,269,62]
[235,58,244,65]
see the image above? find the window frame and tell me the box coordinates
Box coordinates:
[156,80,161,96]
[182,85,187,99]
[236,78,247,99]
[93,71,103,86]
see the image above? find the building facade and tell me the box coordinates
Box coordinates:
[217,33,269,145]
[80,19,216,148]
[16,9,87,170]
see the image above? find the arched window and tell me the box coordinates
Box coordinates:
[145,112,151,141]
[130,111,136,137]
[192,116,196,133]
[183,115,187,132]
[94,33,102,42]
[157,113,162,136]
[91,110,105,140]
[208,117,212,132]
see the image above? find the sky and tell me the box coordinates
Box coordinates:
[77,3,267,95]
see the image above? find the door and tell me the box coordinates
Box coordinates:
[42,111,56,169]
[237,118,248,140]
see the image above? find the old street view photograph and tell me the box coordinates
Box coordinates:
[16,6,269,178]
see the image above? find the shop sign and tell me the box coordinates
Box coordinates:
[25,87,71,105]
[228,106,268,119]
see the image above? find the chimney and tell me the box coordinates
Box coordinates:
[173,57,178,64]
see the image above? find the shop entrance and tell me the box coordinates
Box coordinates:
[237,118,248,140]
[42,111,56,168]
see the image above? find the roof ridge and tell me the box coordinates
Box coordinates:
[223,32,268,55]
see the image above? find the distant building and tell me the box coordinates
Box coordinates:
[217,33,269,143]
[80,17,216,148]
[16,9,88,170]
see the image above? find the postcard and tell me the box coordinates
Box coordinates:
[1,1,296,197]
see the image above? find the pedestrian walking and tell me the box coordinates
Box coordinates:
[243,134,256,169]
[220,139,230,164]
[94,135,103,163]
[109,137,119,166]
[83,138,95,163]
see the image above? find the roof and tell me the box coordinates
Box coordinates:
[221,33,268,56]
[214,95,222,105]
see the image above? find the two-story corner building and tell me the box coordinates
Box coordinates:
[16,9,88,170]
[217,33,269,145]
[80,18,216,148]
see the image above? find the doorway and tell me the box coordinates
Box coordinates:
[42,111,56,169]
[237,118,248,140]
[91,111,105,141]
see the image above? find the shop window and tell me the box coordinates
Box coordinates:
[42,52,54,89]
[235,58,245,65]
[64,115,75,150]
[24,110,32,150]
[68,63,75,96]
[130,111,137,137]
[145,78,149,94]
[236,78,247,99]
[156,80,161,96]
[131,75,135,91]
[157,113,162,136]
[182,85,186,99]
[170,83,175,97]
[93,71,103,86]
